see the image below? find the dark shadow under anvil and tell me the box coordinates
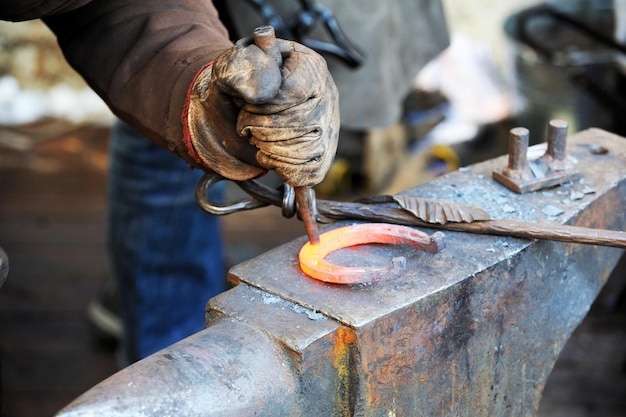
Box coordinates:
[57,128,626,417]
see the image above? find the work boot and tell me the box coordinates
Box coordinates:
[86,277,123,345]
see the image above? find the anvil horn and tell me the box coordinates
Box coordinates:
[57,317,300,416]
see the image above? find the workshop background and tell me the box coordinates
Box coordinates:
[1,0,625,416]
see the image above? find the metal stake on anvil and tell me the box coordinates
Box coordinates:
[252,25,321,245]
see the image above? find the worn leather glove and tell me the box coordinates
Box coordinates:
[186,36,339,188]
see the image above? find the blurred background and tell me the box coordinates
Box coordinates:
[1,0,625,416]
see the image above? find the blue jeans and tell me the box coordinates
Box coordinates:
[107,121,226,363]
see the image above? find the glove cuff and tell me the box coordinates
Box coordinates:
[182,62,213,167]
[184,63,267,180]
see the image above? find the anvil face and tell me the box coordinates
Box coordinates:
[230,129,625,328]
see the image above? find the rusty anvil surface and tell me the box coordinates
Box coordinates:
[57,128,626,417]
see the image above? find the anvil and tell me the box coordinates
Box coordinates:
[57,128,625,416]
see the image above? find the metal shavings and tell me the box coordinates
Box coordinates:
[570,191,584,201]
[292,305,326,321]
[529,160,548,178]
[502,204,516,213]
[260,290,326,321]
[542,205,564,217]
[261,292,282,305]
[589,144,609,155]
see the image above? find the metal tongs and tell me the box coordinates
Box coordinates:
[243,0,364,68]
[195,173,626,250]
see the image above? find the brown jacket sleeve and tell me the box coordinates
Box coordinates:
[17,0,233,165]
[0,0,91,20]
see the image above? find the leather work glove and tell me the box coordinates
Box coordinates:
[186,35,339,188]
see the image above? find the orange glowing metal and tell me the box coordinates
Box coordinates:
[298,223,444,284]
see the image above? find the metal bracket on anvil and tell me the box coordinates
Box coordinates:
[493,119,581,193]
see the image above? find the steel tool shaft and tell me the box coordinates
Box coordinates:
[317,200,626,249]
[253,25,320,244]
[294,186,320,244]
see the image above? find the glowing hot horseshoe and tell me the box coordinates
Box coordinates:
[298,223,445,284]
